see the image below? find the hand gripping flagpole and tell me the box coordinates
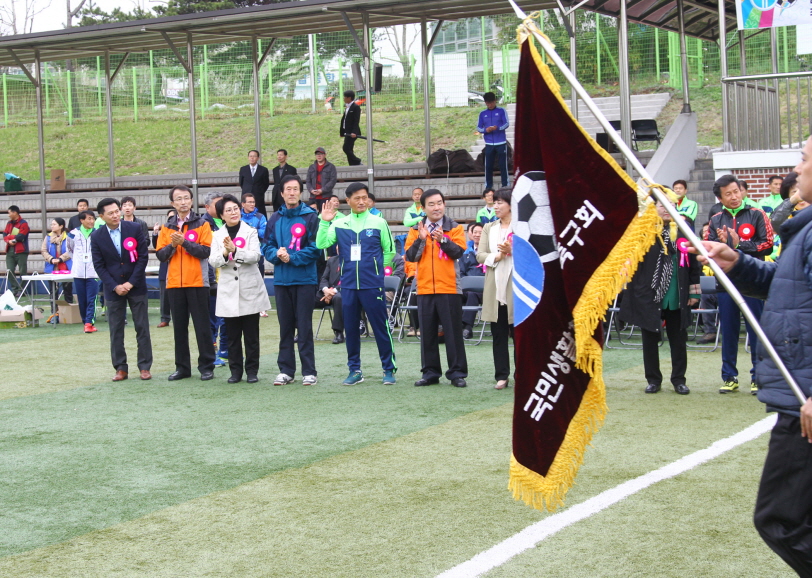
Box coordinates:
[507,0,807,406]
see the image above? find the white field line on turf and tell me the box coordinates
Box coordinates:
[437,414,777,578]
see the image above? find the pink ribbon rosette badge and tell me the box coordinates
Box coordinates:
[123,237,138,263]
[288,223,306,251]
[184,229,199,244]
[384,266,393,276]
[437,234,452,260]
[676,238,690,267]
[229,237,246,260]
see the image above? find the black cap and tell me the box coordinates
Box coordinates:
[344,182,369,199]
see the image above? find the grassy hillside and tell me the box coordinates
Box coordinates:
[1,88,728,182]
[1,108,477,180]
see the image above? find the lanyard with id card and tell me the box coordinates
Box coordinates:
[350,244,362,261]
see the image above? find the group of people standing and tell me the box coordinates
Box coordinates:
[31,169,514,390]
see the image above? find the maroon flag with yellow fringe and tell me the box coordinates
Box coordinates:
[508,26,660,511]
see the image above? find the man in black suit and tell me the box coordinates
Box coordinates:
[239,150,271,217]
[91,197,153,382]
[340,90,362,166]
[271,149,297,213]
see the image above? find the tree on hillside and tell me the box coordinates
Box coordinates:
[375,25,419,79]
[0,0,52,35]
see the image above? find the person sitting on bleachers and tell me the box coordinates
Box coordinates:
[403,187,425,227]
[41,217,73,304]
[121,196,150,238]
[476,188,497,226]
[460,222,485,339]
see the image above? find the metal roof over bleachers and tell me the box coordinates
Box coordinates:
[0,0,736,68]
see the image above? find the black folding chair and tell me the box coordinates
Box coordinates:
[688,275,721,352]
[631,119,662,149]
[460,275,488,345]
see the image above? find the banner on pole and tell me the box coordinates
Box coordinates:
[508,21,660,511]
[736,0,812,29]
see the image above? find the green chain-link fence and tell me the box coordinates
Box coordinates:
[0,12,809,130]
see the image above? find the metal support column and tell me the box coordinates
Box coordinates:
[104,50,116,188]
[363,12,375,195]
[618,1,632,149]
[251,35,261,153]
[677,0,692,112]
[422,19,431,160]
[738,30,747,75]
[308,34,317,114]
[569,10,578,121]
[718,0,730,148]
[35,51,47,232]
[187,33,199,209]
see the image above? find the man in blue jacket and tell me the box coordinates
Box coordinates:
[695,140,812,578]
[477,92,510,190]
[263,175,320,386]
[91,197,153,382]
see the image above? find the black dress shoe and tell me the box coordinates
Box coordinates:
[247,375,258,384]
[168,371,191,381]
[228,375,242,384]
[462,327,473,339]
[414,377,440,387]
[674,383,690,395]
[645,382,661,393]
[332,331,345,344]
[451,378,467,388]
[200,372,214,381]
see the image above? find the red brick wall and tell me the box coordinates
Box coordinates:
[731,168,794,201]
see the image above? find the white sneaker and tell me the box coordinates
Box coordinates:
[273,373,294,386]
[302,375,318,386]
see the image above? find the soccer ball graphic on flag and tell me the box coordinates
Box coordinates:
[511,171,557,264]
[511,171,558,326]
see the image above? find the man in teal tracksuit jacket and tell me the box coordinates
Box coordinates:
[316,181,397,385]
[264,176,320,384]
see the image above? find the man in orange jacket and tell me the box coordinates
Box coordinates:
[156,185,216,381]
[405,189,468,387]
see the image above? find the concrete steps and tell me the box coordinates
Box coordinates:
[470,93,672,156]
[687,158,716,226]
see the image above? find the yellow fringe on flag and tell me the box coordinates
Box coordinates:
[508,20,664,512]
[508,343,607,511]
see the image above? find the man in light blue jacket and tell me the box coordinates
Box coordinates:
[476,92,510,190]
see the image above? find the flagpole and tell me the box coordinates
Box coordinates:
[508,1,806,406]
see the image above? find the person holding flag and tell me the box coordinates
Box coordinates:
[693,138,812,578]
[316,182,397,386]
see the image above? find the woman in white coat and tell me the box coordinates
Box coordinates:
[209,194,271,384]
[476,187,514,390]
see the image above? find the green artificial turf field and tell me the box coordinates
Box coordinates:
[0,306,793,577]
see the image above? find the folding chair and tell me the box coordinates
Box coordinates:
[315,304,334,340]
[688,275,721,352]
[397,279,421,343]
[631,119,662,150]
[460,275,487,345]
[384,275,404,323]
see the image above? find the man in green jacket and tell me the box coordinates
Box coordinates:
[403,187,426,227]
[317,182,397,386]
[759,175,785,216]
